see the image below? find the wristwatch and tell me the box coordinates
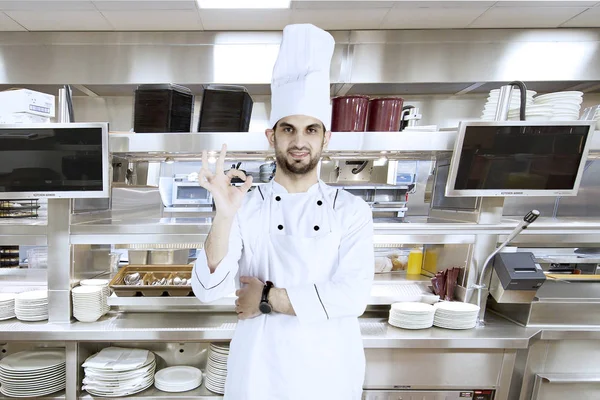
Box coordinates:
[259,281,274,314]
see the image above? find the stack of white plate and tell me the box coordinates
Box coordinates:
[205,343,229,394]
[82,347,156,397]
[154,366,203,393]
[0,349,66,397]
[481,89,536,120]
[0,293,16,321]
[388,302,435,330]
[529,91,584,121]
[15,290,48,322]
[72,285,107,323]
[433,302,480,330]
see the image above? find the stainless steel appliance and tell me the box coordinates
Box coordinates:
[362,389,495,399]
[445,121,595,198]
[0,122,109,199]
[171,175,212,207]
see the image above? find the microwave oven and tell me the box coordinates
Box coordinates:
[171,177,213,206]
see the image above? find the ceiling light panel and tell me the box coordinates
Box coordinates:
[197,0,291,9]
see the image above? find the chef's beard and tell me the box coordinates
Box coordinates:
[274,139,323,176]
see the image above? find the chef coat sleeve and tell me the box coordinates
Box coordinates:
[286,200,374,324]
[191,214,242,303]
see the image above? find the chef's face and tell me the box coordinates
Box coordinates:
[266,115,331,176]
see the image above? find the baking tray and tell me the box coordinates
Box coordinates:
[109,265,194,297]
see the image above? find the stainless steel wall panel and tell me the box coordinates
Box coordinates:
[0,29,599,87]
[364,348,505,389]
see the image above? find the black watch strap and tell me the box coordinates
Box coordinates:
[259,281,274,314]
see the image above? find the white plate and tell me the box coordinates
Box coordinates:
[80,279,110,286]
[0,384,65,398]
[0,350,65,371]
[0,293,16,302]
[15,291,48,301]
[434,302,480,312]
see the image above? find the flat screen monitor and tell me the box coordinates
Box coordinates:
[445,121,594,197]
[0,123,109,199]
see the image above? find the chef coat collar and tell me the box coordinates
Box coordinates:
[271,179,321,195]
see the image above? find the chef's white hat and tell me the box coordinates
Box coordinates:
[269,24,335,130]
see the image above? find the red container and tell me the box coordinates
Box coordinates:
[331,95,370,132]
[366,97,404,132]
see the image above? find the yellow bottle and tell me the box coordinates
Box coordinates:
[407,248,423,275]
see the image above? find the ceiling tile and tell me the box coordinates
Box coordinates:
[291,8,389,30]
[293,1,394,9]
[0,1,96,11]
[93,1,197,11]
[5,10,113,30]
[469,7,588,28]
[562,7,600,27]
[102,9,202,30]
[392,1,495,8]
[493,1,597,7]
[0,11,24,30]
[382,7,488,28]
[200,9,291,30]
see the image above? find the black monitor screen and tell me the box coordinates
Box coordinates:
[453,125,590,191]
[0,127,104,193]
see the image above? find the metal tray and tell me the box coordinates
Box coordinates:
[109,265,194,297]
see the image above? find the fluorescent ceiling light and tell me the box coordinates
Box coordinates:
[197,0,291,9]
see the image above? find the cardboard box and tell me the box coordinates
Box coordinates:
[0,89,56,118]
[0,113,51,124]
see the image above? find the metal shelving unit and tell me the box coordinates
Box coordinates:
[80,386,222,399]
[109,130,600,158]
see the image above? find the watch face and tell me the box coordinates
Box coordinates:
[259,302,272,314]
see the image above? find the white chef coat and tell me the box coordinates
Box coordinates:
[192,180,374,400]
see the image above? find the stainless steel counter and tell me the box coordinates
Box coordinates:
[0,312,540,348]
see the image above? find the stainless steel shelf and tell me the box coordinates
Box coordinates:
[109,130,600,157]
[0,391,65,400]
[80,386,222,399]
[0,223,47,246]
[109,131,454,156]
[68,214,600,245]
[0,312,538,349]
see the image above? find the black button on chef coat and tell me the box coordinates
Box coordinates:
[275,196,281,201]
[314,226,320,231]
[317,200,323,206]
[278,225,284,230]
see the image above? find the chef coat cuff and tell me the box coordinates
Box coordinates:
[191,249,234,303]
[286,283,328,324]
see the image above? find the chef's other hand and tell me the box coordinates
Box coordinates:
[198,144,253,219]
[235,276,264,320]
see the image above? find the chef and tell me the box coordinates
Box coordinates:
[191,23,374,400]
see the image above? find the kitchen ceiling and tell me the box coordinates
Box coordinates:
[0,1,599,31]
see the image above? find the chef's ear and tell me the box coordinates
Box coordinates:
[323,129,332,149]
[265,127,276,148]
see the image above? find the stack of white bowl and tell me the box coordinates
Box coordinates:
[388,302,435,330]
[80,279,110,312]
[0,349,66,397]
[72,286,107,323]
[433,302,480,330]
[205,343,229,394]
[528,91,583,121]
[15,290,48,322]
[82,347,156,397]
[481,89,536,121]
[0,293,16,321]
[154,366,203,393]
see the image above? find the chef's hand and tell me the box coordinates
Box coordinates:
[235,276,264,320]
[198,144,253,219]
